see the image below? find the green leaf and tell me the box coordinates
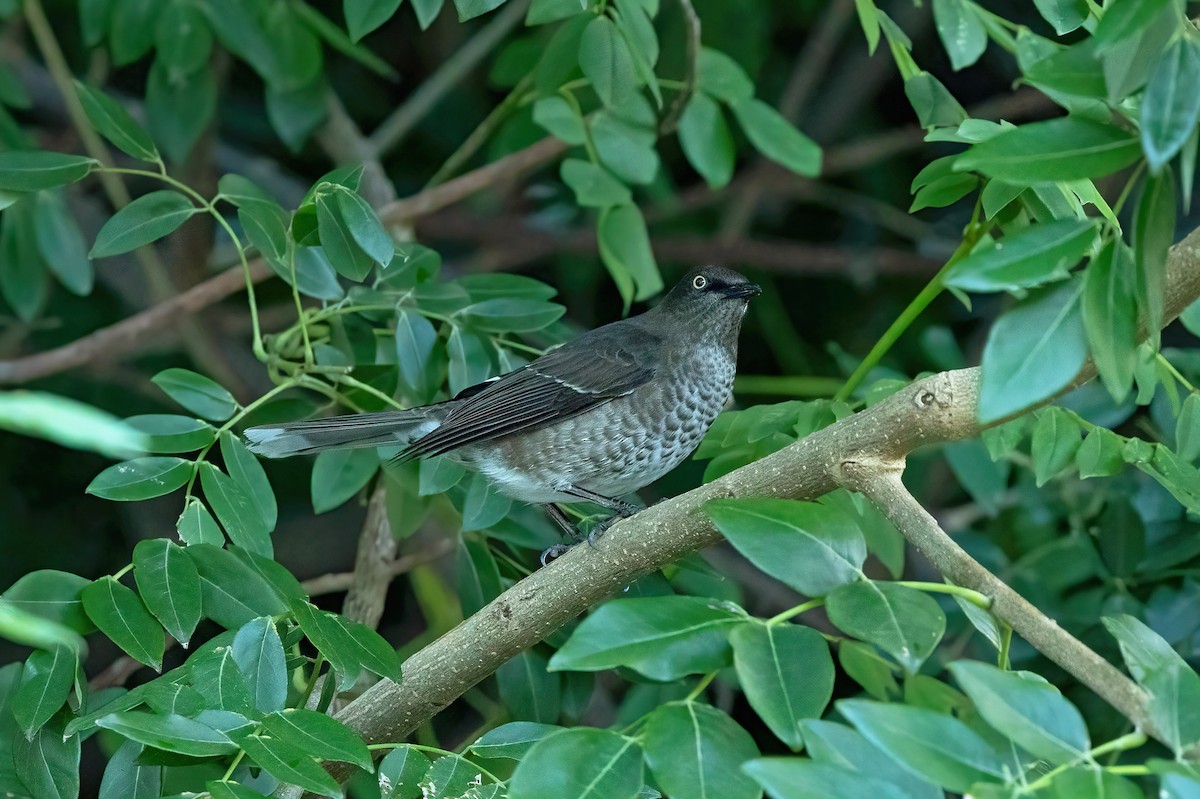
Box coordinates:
[34,190,92,295]
[233,617,287,714]
[155,2,213,75]
[262,708,372,770]
[933,0,986,71]
[1093,0,1174,54]
[1077,428,1125,478]
[99,740,163,799]
[98,711,238,757]
[527,0,588,24]
[548,596,742,681]
[126,414,213,454]
[418,456,467,496]
[1032,0,1087,35]
[730,97,821,177]
[0,390,146,459]
[1103,615,1200,755]
[643,702,760,799]
[535,13,589,94]
[1083,239,1138,401]
[838,699,1007,793]
[187,544,288,629]
[978,278,1087,423]
[1134,170,1175,342]
[956,118,1141,182]
[800,719,943,799]
[86,456,192,501]
[1176,393,1200,462]
[459,273,557,302]
[679,92,735,189]
[1030,408,1082,486]
[508,727,643,799]
[0,151,93,191]
[334,186,394,265]
[944,220,1096,293]
[221,431,277,532]
[292,600,401,689]
[454,0,505,21]
[345,0,403,40]
[1142,37,1200,172]
[14,721,79,799]
[90,190,199,258]
[706,498,866,596]
[560,158,631,207]
[75,82,158,162]
[469,722,563,760]
[497,649,560,723]
[2,570,93,632]
[133,538,202,647]
[532,96,587,144]
[731,622,834,749]
[311,448,379,513]
[579,16,636,108]
[81,577,165,669]
[597,203,662,307]
[109,0,160,63]
[200,463,273,557]
[394,310,438,401]
[267,77,330,152]
[458,298,566,333]
[0,199,47,322]
[205,781,266,799]
[825,581,945,674]
[447,326,495,396]
[743,758,914,799]
[909,173,977,213]
[151,368,237,422]
[949,661,1089,765]
[186,646,254,714]
[176,497,225,546]
[591,111,659,185]
[13,644,75,737]
[696,47,753,103]
[904,71,968,128]
[315,190,374,281]
[146,59,216,163]
[378,744,431,797]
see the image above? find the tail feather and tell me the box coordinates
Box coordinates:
[243,409,436,458]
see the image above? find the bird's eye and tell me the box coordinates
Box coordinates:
[692,275,708,290]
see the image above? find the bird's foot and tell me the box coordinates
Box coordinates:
[586,514,620,547]
[539,544,572,566]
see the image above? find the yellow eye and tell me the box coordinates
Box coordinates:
[692,275,708,290]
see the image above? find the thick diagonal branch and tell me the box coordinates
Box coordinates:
[328,227,1200,773]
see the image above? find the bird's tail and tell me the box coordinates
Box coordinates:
[243,409,437,458]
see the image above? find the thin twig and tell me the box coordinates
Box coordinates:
[367,0,530,157]
[658,0,700,135]
[301,540,455,599]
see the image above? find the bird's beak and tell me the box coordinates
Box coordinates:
[720,283,763,300]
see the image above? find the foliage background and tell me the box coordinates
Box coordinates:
[1,0,1200,797]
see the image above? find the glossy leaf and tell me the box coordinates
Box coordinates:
[1176,393,1200,462]
[978,278,1088,423]
[1030,408,1082,486]
[597,203,663,307]
[532,96,586,144]
[497,649,560,723]
[696,47,753,103]
[933,0,986,71]
[220,431,277,532]
[707,498,865,596]
[825,580,945,674]
[97,710,237,757]
[335,186,394,265]
[152,368,238,421]
[90,190,199,258]
[126,414,213,454]
[378,745,431,798]
[316,191,375,281]
[469,722,563,760]
[146,60,216,163]
[86,456,192,501]
[243,734,344,796]
[200,463,273,557]
[744,758,913,799]
[560,158,631,208]
[13,644,75,736]
[949,660,1089,765]
[944,220,1096,293]
[1134,170,1175,341]
[458,298,566,333]
[395,310,438,400]
[508,727,642,799]
[98,740,162,799]
[262,708,372,769]
[730,97,821,177]
[800,718,943,799]
[838,699,1007,793]
[679,92,735,189]
[643,702,761,799]
[579,16,636,108]
[133,538,202,646]
[1083,239,1138,401]
[232,617,287,713]
[0,151,94,191]
[956,118,1141,182]
[2,570,93,632]
[731,622,835,749]
[187,544,288,629]
[76,81,158,162]
[34,190,92,295]
[311,448,379,513]
[1142,37,1200,172]
[81,577,164,669]
[176,497,225,546]
[14,721,79,799]
[345,0,404,40]
[292,600,401,688]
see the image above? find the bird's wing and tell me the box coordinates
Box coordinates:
[400,320,662,460]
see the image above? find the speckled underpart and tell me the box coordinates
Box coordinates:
[464,341,737,504]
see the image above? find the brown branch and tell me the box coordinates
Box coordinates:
[340,486,398,629]
[325,227,1200,776]
[659,0,700,135]
[301,540,455,599]
[0,258,273,384]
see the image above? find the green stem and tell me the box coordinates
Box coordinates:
[300,653,326,708]
[287,244,314,365]
[734,375,843,398]
[1022,731,1147,793]
[998,622,1013,670]
[112,564,133,581]
[1111,161,1148,218]
[1157,352,1197,393]
[897,580,992,609]
[335,373,406,410]
[427,74,533,188]
[683,672,718,702]
[767,597,825,626]
[221,749,246,782]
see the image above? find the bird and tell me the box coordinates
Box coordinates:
[244,266,761,558]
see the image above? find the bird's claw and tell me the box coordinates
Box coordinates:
[540,544,572,566]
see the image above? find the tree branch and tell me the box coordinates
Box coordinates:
[327,226,1200,773]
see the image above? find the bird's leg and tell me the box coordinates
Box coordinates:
[561,486,643,518]
[540,504,580,566]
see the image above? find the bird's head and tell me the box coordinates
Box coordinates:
[654,266,762,336]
